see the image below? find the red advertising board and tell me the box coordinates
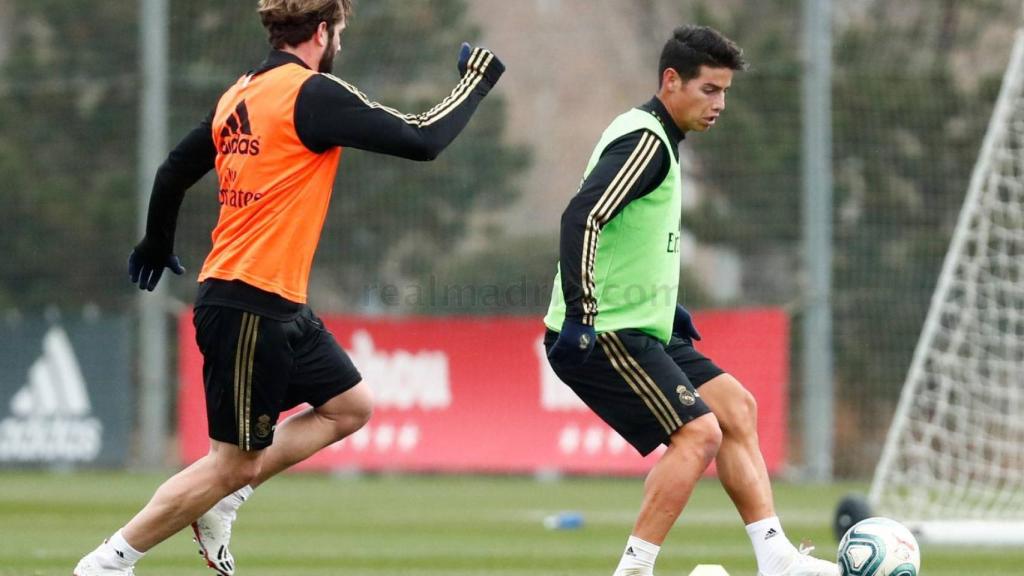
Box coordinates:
[179,309,789,475]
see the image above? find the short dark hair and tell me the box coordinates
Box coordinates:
[257,0,353,50]
[659,25,747,84]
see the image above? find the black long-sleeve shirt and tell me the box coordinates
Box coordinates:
[558,97,684,324]
[137,49,503,315]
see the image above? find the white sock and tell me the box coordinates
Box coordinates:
[746,516,797,575]
[613,535,660,575]
[213,485,253,520]
[96,529,145,568]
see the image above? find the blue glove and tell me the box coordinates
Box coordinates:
[457,42,505,84]
[547,319,597,366]
[457,42,473,77]
[128,244,185,292]
[672,304,702,341]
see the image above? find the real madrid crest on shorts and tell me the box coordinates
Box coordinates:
[255,414,272,439]
[676,385,697,406]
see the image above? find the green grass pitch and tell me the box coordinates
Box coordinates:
[1,472,1021,575]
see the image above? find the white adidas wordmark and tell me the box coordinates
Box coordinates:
[0,326,103,462]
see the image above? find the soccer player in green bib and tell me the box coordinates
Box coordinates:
[544,26,837,576]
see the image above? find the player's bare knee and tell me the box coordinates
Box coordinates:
[695,414,724,461]
[737,386,758,428]
[355,400,373,428]
[721,385,758,437]
[209,450,262,490]
[224,458,261,490]
[341,398,373,433]
[675,413,722,465]
[706,375,758,438]
[342,383,374,429]
[317,387,373,437]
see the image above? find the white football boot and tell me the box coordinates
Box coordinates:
[759,542,840,576]
[192,508,236,576]
[73,553,135,576]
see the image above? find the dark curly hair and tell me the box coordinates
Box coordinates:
[257,0,354,49]
[659,25,747,84]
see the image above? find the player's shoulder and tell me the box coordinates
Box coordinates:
[316,72,345,85]
[314,72,358,92]
[300,72,368,102]
[604,127,669,155]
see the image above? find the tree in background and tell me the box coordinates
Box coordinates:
[828,1,1003,473]
[0,0,139,309]
[170,1,528,310]
[681,1,804,308]
[679,0,1006,474]
[0,0,527,311]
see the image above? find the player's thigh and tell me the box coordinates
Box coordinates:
[664,338,755,429]
[664,335,725,388]
[193,306,294,451]
[693,373,757,432]
[282,307,363,411]
[545,328,711,456]
[206,437,264,482]
[314,380,373,426]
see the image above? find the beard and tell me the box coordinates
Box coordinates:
[318,36,338,73]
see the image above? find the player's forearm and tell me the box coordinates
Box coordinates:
[139,116,216,254]
[558,202,594,323]
[141,168,189,255]
[399,53,506,160]
[399,87,491,160]
[347,85,493,162]
[295,49,504,159]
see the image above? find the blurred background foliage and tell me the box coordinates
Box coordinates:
[0,0,1019,475]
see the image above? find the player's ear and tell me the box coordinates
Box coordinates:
[317,21,329,46]
[661,68,681,92]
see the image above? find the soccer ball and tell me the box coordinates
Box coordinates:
[837,517,920,576]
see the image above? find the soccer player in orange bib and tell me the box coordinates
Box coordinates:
[74,1,503,574]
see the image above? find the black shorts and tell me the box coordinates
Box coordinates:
[193,305,362,451]
[544,328,724,456]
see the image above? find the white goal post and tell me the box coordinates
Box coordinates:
[867,29,1024,546]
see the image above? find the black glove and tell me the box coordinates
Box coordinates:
[547,318,597,366]
[672,304,701,341]
[128,239,185,291]
[457,42,505,85]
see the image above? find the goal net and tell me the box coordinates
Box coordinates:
[868,30,1024,546]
